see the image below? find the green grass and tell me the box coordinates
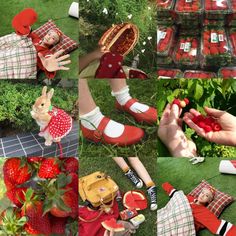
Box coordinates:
[80,155,158,236]
[79,78,157,158]
[0,0,78,79]
[157,157,236,236]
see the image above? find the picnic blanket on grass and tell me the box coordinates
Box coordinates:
[0,33,37,79]
[157,190,196,236]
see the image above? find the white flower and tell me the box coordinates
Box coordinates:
[127,14,132,19]
[143,41,146,45]
[148,36,152,40]
[103,8,108,14]
[141,49,145,53]
[148,6,151,10]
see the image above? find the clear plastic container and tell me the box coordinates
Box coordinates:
[204,0,231,20]
[218,67,236,78]
[175,0,203,24]
[173,36,200,68]
[157,26,176,56]
[200,26,231,68]
[226,13,236,26]
[157,68,183,78]
[157,0,175,18]
[183,70,217,78]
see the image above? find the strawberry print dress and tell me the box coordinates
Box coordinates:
[47,107,72,139]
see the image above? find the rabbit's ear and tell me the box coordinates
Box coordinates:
[47,88,54,100]
[42,86,47,96]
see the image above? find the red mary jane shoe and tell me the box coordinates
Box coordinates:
[80,117,145,146]
[115,98,157,124]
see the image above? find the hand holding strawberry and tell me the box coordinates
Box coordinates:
[184,107,236,146]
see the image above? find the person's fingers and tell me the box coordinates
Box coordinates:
[103,230,109,236]
[53,49,65,58]
[204,107,225,118]
[183,112,195,120]
[56,54,70,62]
[189,108,201,117]
[159,103,171,125]
[58,60,71,66]
[38,52,44,61]
[169,104,179,124]
[57,66,70,71]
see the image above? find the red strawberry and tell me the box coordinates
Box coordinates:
[210,47,218,55]
[50,215,67,234]
[221,69,231,78]
[3,158,31,186]
[6,187,27,207]
[50,190,78,218]
[66,173,78,193]
[62,157,78,173]
[38,158,61,179]
[21,196,51,235]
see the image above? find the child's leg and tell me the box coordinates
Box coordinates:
[128,157,157,210]
[112,157,143,188]
[108,79,157,124]
[79,79,144,145]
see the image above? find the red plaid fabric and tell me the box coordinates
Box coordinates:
[189,180,234,217]
[33,20,78,54]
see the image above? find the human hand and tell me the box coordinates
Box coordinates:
[183,107,236,147]
[92,46,109,60]
[38,49,71,72]
[158,103,197,157]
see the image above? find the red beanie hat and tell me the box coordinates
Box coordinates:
[12,8,38,36]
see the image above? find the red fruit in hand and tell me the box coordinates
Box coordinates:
[3,158,31,186]
[38,158,61,179]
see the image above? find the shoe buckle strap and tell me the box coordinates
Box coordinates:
[93,117,110,140]
[124,98,138,110]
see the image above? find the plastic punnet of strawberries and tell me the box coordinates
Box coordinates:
[157,26,175,56]
[173,36,199,67]
[204,0,229,12]
[156,0,174,10]
[0,157,78,235]
[218,67,236,78]
[201,27,231,67]
[183,70,216,78]
[157,68,183,78]
[191,114,222,133]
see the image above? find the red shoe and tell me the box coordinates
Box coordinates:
[115,99,157,124]
[80,117,145,146]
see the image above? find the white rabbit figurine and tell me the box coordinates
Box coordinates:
[31,86,72,146]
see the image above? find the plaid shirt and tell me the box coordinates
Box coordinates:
[0,33,37,79]
[157,191,196,236]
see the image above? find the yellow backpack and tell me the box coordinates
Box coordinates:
[79,171,119,208]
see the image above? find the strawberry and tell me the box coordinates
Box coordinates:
[3,158,31,186]
[62,157,78,174]
[21,189,51,235]
[50,189,78,218]
[172,98,189,108]
[210,47,218,55]
[66,173,78,193]
[50,215,67,234]
[6,187,27,207]
[38,158,61,179]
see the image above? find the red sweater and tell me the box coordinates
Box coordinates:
[162,182,236,236]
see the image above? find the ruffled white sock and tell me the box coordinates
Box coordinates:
[111,86,149,113]
[80,107,124,138]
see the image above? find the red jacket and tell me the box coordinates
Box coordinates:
[162,182,236,236]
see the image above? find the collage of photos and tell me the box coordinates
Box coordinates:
[0,0,236,236]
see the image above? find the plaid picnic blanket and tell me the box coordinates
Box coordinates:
[157,191,196,236]
[0,33,37,79]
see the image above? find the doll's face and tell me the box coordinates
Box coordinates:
[198,188,214,205]
[42,30,60,46]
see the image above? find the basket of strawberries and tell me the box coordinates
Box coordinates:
[204,0,231,20]
[157,26,176,56]
[218,67,236,78]
[183,70,216,78]
[157,68,183,78]
[200,26,231,68]
[173,36,200,68]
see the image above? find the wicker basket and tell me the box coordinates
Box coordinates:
[98,23,139,56]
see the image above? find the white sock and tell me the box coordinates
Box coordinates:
[80,107,125,138]
[111,86,149,113]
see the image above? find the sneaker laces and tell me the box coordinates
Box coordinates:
[147,186,157,204]
[125,170,141,186]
